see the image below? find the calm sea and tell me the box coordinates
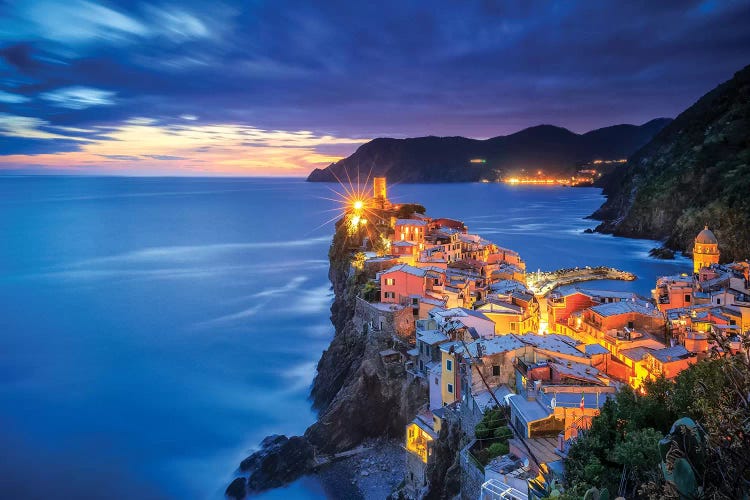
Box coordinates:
[0,177,690,499]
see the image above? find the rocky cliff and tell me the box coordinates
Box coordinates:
[592,64,750,262]
[307,120,670,184]
[227,220,427,497]
[306,223,427,453]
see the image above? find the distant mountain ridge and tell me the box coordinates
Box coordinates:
[592,64,750,262]
[307,119,671,183]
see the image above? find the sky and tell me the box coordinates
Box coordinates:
[0,0,748,176]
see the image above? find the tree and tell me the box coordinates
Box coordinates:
[395,203,426,218]
[610,428,663,484]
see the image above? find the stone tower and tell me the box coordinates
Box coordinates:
[693,225,720,273]
[373,177,387,200]
[373,177,389,208]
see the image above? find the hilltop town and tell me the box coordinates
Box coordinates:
[228,177,750,500]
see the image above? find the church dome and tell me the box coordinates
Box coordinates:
[695,226,718,245]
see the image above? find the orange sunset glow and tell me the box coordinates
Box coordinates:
[0,117,367,176]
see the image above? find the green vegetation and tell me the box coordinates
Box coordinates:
[564,341,750,499]
[595,64,750,262]
[395,203,426,219]
[472,406,513,466]
[360,281,379,302]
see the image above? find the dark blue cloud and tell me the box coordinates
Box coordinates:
[0,0,749,156]
[0,136,83,155]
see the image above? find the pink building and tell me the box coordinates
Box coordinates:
[653,274,694,312]
[379,264,445,304]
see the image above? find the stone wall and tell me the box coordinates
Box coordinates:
[459,440,485,500]
[355,296,415,344]
[405,450,429,498]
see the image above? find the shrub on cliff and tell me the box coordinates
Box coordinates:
[487,441,509,459]
[395,203,426,218]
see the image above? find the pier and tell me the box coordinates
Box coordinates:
[526,266,636,296]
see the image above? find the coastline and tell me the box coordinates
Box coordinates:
[225,180,715,499]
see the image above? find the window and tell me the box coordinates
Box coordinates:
[492,365,500,376]
[446,359,453,371]
[385,278,395,286]
[716,298,721,305]
[685,294,691,303]
[627,321,634,329]
[447,383,454,394]
[384,291,395,299]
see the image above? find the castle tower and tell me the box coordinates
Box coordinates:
[693,225,720,273]
[373,177,387,200]
[373,177,389,209]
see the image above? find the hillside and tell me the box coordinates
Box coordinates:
[307,120,671,183]
[592,64,750,262]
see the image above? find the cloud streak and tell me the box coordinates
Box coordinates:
[0,0,748,175]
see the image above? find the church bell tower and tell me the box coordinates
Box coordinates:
[693,225,720,273]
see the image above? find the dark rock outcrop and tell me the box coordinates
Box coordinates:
[593,64,750,262]
[307,120,671,183]
[424,420,463,499]
[238,434,315,493]
[305,354,426,454]
[224,477,246,499]
[649,247,676,260]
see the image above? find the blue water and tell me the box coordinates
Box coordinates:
[0,177,690,499]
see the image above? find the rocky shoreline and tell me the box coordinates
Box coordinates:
[226,224,425,498]
[316,439,406,499]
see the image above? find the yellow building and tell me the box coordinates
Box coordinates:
[439,346,460,405]
[405,413,438,496]
[693,225,720,273]
[405,418,436,463]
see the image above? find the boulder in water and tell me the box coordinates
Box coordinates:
[237,434,315,492]
[225,477,246,499]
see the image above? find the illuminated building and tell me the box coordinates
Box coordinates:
[693,225,720,273]
[404,411,438,498]
[373,176,390,209]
